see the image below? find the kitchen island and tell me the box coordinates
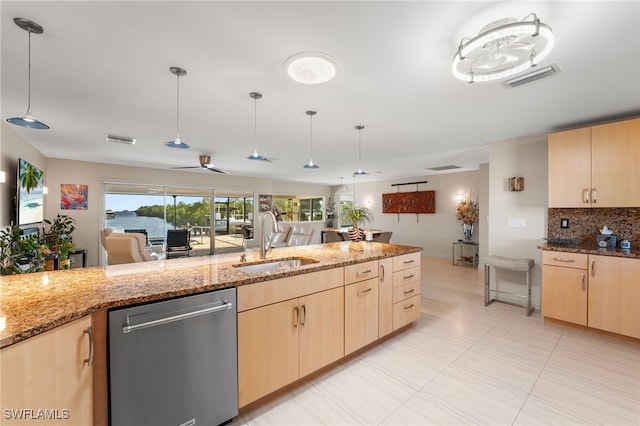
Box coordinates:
[1,242,421,426]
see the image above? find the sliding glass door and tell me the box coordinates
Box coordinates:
[104,183,254,258]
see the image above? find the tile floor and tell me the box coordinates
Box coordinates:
[233,257,640,425]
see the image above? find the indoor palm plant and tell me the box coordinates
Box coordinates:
[340,204,372,241]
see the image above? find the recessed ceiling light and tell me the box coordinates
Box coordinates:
[284,52,338,85]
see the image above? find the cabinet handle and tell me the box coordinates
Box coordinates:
[552,257,575,263]
[591,259,595,277]
[403,259,415,265]
[403,288,415,295]
[584,188,590,204]
[403,274,415,280]
[403,303,415,310]
[293,306,299,328]
[301,304,306,327]
[357,287,372,296]
[581,274,586,291]
[356,269,372,276]
[380,265,385,281]
[83,326,94,367]
[592,188,597,204]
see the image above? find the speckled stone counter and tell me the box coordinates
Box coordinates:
[0,242,420,349]
[540,243,640,259]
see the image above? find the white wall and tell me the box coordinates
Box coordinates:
[0,124,47,227]
[487,135,548,308]
[333,170,481,259]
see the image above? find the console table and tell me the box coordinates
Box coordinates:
[452,241,478,267]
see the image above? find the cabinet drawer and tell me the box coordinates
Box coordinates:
[392,294,421,331]
[542,251,588,269]
[393,280,420,303]
[393,266,420,288]
[393,252,420,271]
[344,260,378,284]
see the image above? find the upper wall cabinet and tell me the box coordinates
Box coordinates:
[548,118,640,208]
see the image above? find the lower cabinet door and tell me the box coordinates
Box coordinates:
[238,298,299,407]
[299,287,344,377]
[1,316,93,426]
[542,265,588,326]
[588,255,640,338]
[393,294,421,331]
[378,258,394,338]
[344,278,379,355]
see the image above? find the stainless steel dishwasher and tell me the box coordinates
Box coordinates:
[108,287,237,426]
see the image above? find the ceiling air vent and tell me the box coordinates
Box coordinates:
[505,64,561,88]
[427,165,461,172]
[105,134,136,145]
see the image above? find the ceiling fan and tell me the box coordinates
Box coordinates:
[172,155,229,174]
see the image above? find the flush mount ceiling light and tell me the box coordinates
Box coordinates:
[353,125,367,176]
[6,18,49,130]
[164,67,190,149]
[303,110,319,169]
[452,13,554,83]
[284,52,338,85]
[247,92,266,161]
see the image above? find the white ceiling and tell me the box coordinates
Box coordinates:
[2,1,639,186]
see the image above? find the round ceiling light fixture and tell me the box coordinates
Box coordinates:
[284,51,338,85]
[452,13,554,83]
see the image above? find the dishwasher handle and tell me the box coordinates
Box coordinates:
[122,301,233,334]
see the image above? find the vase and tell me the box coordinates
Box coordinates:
[348,228,364,241]
[463,223,474,241]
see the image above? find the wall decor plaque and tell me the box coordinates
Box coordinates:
[382,191,435,214]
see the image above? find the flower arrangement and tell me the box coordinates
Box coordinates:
[455,199,479,224]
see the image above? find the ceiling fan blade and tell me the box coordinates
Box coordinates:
[171,166,202,169]
[204,165,229,174]
[260,157,279,163]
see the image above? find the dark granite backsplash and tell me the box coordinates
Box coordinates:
[548,208,640,247]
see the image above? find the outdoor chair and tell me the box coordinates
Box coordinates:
[166,229,192,258]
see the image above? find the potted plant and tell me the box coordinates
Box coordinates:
[0,225,46,275]
[44,214,76,268]
[340,204,372,241]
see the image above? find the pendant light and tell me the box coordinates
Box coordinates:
[6,18,49,130]
[164,67,190,149]
[247,92,266,160]
[353,125,367,176]
[303,110,319,169]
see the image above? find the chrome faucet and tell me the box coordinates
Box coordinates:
[259,210,278,259]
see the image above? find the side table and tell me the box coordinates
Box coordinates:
[452,241,478,268]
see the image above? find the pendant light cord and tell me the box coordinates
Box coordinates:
[26,28,32,114]
[309,113,313,159]
[175,72,180,139]
[253,97,258,151]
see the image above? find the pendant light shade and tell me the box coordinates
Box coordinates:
[353,125,367,176]
[247,92,266,160]
[6,18,49,130]
[303,110,319,169]
[164,67,190,149]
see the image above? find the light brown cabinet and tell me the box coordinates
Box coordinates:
[588,255,640,339]
[237,269,344,407]
[542,251,640,339]
[392,252,421,330]
[548,117,640,207]
[0,316,94,426]
[344,261,379,355]
[378,257,394,338]
[542,251,588,326]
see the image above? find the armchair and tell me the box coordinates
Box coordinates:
[101,228,165,265]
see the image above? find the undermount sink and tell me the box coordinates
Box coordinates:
[234,257,318,274]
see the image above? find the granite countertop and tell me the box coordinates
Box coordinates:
[0,242,420,349]
[540,242,640,259]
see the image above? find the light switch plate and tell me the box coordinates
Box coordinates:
[561,218,569,228]
[507,218,527,228]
